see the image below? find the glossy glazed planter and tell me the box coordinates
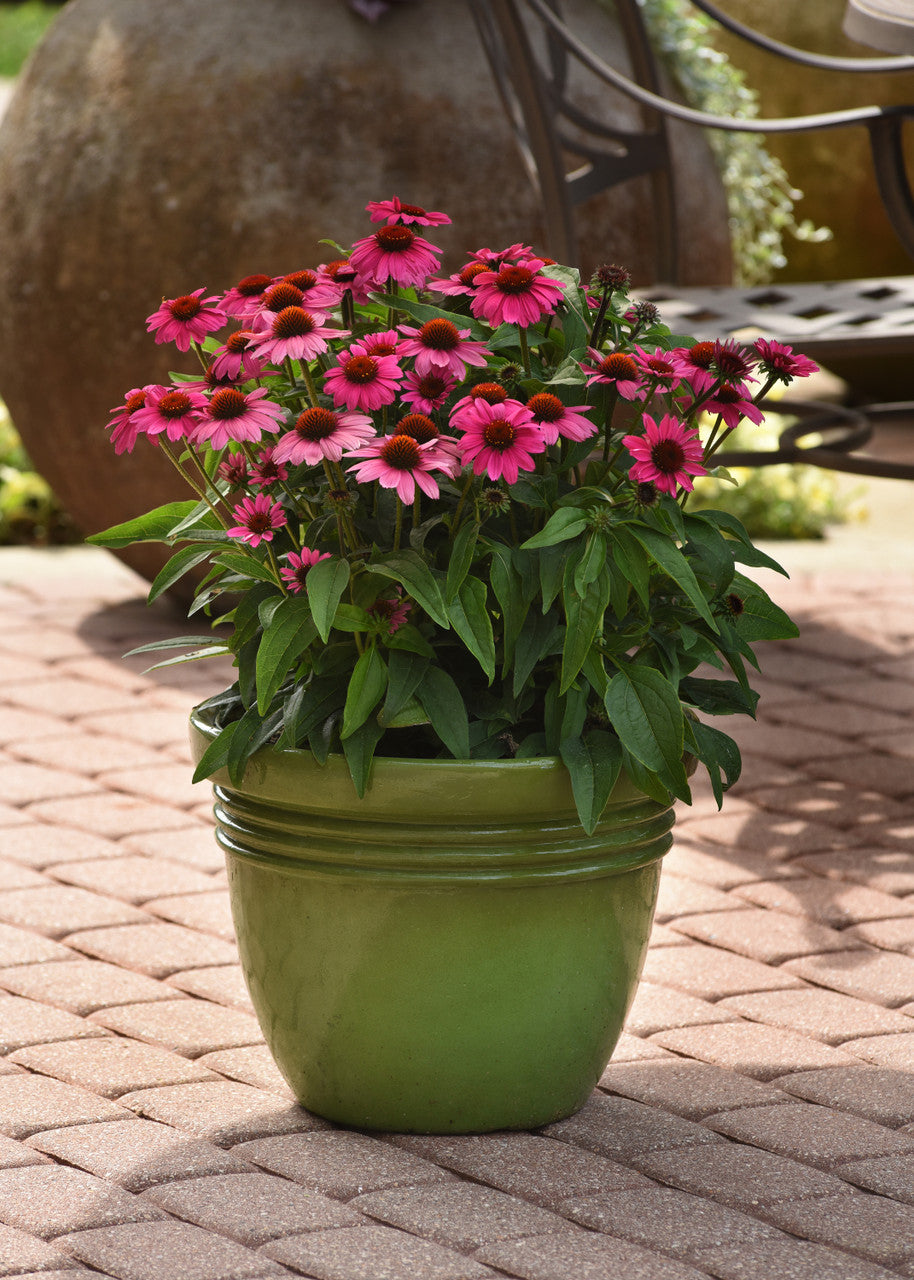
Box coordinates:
[190,705,676,1133]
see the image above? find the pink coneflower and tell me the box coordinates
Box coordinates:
[345,435,453,503]
[352,330,400,360]
[525,392,596,445]
[348,225,442,289]
[250,307,345,365]
[218,452,250,486]
[456,399,546,484]
[427,260,493,297]
[397,319,488,380]
[622,414,707,495]
[280,269,341,314]
[673,341,717,394]
[711,338,757,382]
[257,281,305,316]
[272,406,374,466]
[449,381,508,430]
[249,446,290,488]
[194,386,286,450]
[226,493,287,546]
[752,338,819,383]
[700,382,764,430]
[280,547,332,593]
[470,259,564,328]
[130,385,208,443]
[210,330,269,381]
[579,348,642,399]
[146,288,226,351]
[323,348,402,412]
[468,244,540,267]
[631,346,680,394]
[400,370,457,413]
[106,387,152,455]
[220,274,274,319]
[317,258,373,305]
[366,196,452,227]
[367,590,411,634]
[392,413,439,443]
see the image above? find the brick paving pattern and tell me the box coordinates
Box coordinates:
[1,544,914,1278]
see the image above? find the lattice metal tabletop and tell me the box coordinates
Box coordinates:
[635,276,914,361]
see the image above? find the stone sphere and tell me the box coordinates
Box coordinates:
[0,0,729,582]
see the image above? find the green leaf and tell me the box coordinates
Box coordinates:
[278,678,347,748]
[86,501,198,548]
[166,500,225,541]
[620,746,673,806]
[142,645,231,673]
[610,525,651,608]
[381,696,429,728]
[380,649,429,726]
[605,661,690,802]
[512,611,563,700]
[488,543,529,668]
[231,581,275,649]
[332,603,372,632]
[560,730,624,834]
[521,506,589,550]
[682,516,736,597]
[628,523,719,633]
[213,551,281,586]
[698,509,789,576]
[341,646,388,739]
[445,520,478,602]
[255,596,318,715]
[542,263,589,354]
[125,635,223,658]
[573,531,606,597]
[730,576,800,642]
[447,576,496,683]
[306,557,351,643]
[417,666,470,758]
[227,704,283,787]
[191,720,238,784]
[679,677,759,717]
[371,550,449,628]
[690,719,742,807]
[372,292,488,340]
[341,717,385,797]
[146,544,215,603]
[538,543,567,613]
[546,354,589,386]
[384,624,435,657]
[561,564,612,694]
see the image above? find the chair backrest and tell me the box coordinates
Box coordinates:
[469,0,680,276]
[469,0,914,275]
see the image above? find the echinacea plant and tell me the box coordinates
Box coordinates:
[90,198,810,832]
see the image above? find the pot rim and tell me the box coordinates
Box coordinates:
[189,700,666,820]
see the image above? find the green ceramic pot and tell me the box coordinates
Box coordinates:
[190,705,676,1133]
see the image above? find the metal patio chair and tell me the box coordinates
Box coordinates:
[469,0,914,476]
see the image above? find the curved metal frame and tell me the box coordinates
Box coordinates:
[724,400,914,479]
[471,0,914,267]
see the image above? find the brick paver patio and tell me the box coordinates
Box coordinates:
[1,538,913,1280]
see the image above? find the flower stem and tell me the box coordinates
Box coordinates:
[158,440,229,529]
[518,327,531,377]
[502,481,519,543]
[450,471,475,541]
[264,542,289,593]
[394,497,403,551]
[601,387,620,461]
[300,360,320,408]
